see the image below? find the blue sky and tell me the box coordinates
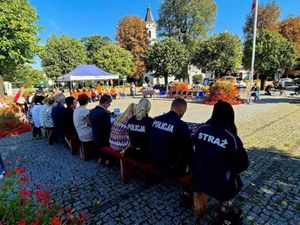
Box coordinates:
[30,0,299,69]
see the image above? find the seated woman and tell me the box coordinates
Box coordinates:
[31,96,45,137]
[73,94,93,157]
[40,97,55,144]
[250,83,260,102]
[126,99,153,160]
[192,100,249,222]
[109,103,138,153]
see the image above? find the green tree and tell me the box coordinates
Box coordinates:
[158,0,217,45]
[143,37,189,88]
[0,0,41,96]
[81,35,112,64]
[6,65,47,87]
[93,44,133,79]
[116,16,149,80]
[244,1,280,40]
[41,35,87,79]
[192,32,243,77]
[243,30,297,88]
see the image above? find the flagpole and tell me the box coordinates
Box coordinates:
[250,0,258,84]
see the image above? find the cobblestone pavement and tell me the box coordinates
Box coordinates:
[1,95,299,225]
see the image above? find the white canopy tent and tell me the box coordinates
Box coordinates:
[56,65,119,82]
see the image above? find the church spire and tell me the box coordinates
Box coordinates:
[145,4,154,22]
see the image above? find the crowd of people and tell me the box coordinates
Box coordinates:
[1,87,249,222]
[22,91,249,219]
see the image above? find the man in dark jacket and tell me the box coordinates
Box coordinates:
[64,96,79,154]
[51,93,65,142]
[192,101,249,216]
[64,96,77,137]
[148,98,193,177]
[89,95,112,160]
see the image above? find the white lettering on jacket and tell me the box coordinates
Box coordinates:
[198,132,228,148]
[152,120,174,133]
[127,124,145,132]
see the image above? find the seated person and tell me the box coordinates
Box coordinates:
[73,94,93,144]
[64,96,79,153]
[89,95,112,162]
[126,99,153,160]
[41,97,55,144]
[109,103,138,153]
[192,100,249,217]
[148,98,193,178]
[250,83,260,102]
[110,87,118,100]
[265,85,272,95]
[51,93,66,142]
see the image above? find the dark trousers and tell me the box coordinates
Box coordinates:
[32,126,42,137]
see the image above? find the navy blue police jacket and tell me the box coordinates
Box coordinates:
[148,111,194,176]
[192,119,249,201]
[127,115,153,154]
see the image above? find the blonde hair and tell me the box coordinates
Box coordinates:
[115,103,138,124]
[136,98,151,121]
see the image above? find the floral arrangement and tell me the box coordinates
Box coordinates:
[0,107,31,139]
[0,161,89,224]
[204,80,243,105]
[169,82,189,93]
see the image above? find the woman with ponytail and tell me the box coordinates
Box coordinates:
[126,98,153,160]
[109,103,138,153]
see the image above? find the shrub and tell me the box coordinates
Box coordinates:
[204,80,243,105]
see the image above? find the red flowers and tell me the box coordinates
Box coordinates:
[0,107,32,139]
[20,176,30,183]
[18,188,32,197]
[1,162,88,224]
[35,190,51,206]
[15,167,26,175]
[17,219,27,225]
[21,197,29,205]
[51,217,61,225]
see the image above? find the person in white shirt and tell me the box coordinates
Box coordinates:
[73,94,93,142]
[31,96,45,137]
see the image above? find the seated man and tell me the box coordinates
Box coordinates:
[51,93,66,142]
[148,98,193,177]
[89,95,112,163]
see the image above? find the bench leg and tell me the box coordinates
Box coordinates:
[64,137,72,149]
[120,159,136,183]
[194,192,207,225]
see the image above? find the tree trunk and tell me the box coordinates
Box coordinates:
[164,74,169,91]
[0,75,5,98]
[260,76,266,90]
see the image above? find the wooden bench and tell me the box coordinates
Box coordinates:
[79,141,95,161]
[64,135,80,155]
[100,146,207,223]
[100,146,193,186]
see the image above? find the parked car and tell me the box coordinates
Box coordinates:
[279,78,294,87]
[236,80,247,88]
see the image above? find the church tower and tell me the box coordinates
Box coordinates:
[145,3,156,45]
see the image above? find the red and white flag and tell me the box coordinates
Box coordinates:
[251,0,256,11]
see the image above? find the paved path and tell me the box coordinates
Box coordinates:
[1,95,299,225]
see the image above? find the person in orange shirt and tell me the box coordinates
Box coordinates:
[110,87,118,99]
[96,85,103,96]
